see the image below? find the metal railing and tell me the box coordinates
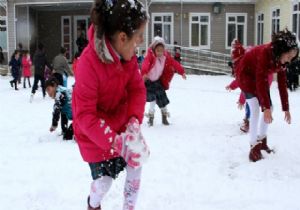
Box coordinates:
[166,44,232,75]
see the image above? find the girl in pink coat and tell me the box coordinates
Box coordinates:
[72,1,149,210]
[22,50,32,88]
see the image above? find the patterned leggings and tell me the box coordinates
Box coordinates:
[89,166,142,210]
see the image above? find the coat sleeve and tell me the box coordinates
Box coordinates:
[73,60,117,151]
[171,56,185,75]
[255,51,272,111]
[52,91,66,127]
[228,79,239,90]
[277,70,289,111]
[126,60,146,124]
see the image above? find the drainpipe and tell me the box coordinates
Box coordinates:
[180,0,183,45]
[145,0,152,50]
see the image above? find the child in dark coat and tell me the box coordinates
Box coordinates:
[9,50,21,90]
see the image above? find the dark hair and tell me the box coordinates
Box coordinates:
[60,47,67,54]
[23,50,29,55]
[90,0,148,41]
[272,29,299,61]
[11,50,19,60]
[142,50,146,54]
[45,77,59,88]
[74,52,80,59]
[38,43,44,51]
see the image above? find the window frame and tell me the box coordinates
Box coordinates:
[225,13,247,50]
[270,6,280,34]
[0,15,8,52]
[151,12,174,45]
[189,13,211,49]
[256,12,264,45]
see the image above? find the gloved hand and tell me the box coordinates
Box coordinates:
[125,117,150,168]
[50,126,57,132]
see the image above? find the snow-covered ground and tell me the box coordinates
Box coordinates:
[1,75,300,210]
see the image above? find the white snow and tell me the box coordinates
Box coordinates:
[1,74,300,210]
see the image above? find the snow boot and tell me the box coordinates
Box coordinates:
[87,196,101,210]
[63,124,73,140]
[9,81,13,88]
[259,137,274,154]
[147,112,154,126]
[161,110,170,125]
[249,142,263,162]
[240,119,249,133]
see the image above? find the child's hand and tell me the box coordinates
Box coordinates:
[225,85,232,91]
[237,102,244,110]
[182,74,187,80]
[142,75,148,81]
[50,126,57,132]
[264,109,273,124]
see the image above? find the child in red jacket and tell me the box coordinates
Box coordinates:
[22,50,32,88]
[236,29,299,162]
[141,36,186,126]
[72,1,149,210]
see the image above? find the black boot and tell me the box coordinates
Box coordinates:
[9,80,13,88]
[147,113,154,126]
[63,124,73,140]
[161,111,170,125]
[14,81,19,90]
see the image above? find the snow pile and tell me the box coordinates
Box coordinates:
[0,75,300,210]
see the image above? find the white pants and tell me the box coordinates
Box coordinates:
[149,100,167,114]
[246,97,270,145]
[89,166,142,210]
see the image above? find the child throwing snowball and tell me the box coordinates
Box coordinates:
[141,36,186,126]
[72,0,150,209]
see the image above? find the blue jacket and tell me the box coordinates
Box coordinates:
[52,86,73,127]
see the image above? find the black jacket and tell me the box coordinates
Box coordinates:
[33,50,51,77]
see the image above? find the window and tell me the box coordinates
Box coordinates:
[190,13,210,49]
[61,16,71,61]
[293,2,300,40]
[152,13,173,44]
[226,13,247,49]
[271,8,280,33]
[0,16,7,51]
[257,13,264,45]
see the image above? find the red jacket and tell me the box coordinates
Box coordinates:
[72,25,146,163]
[22,56,32,77]
[141,48,185,90]
[236,43,289,111]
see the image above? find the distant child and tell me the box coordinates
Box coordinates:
[72,0,150,209]
[137,49,146,69]
[22,50,32,88]
[142,36,186,126]
[173,41,181,63]
[9,50,21,90]
[72,52,80,76]
[236,29,298,162]
[45,77,73,140]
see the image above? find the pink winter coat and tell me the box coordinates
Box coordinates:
[22,56,32,77]
[141,48,185,90]
[72,25,146,163]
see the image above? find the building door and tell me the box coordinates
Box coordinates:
[74,15,91,56]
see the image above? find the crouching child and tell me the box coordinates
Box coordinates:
[45,77,73,140]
